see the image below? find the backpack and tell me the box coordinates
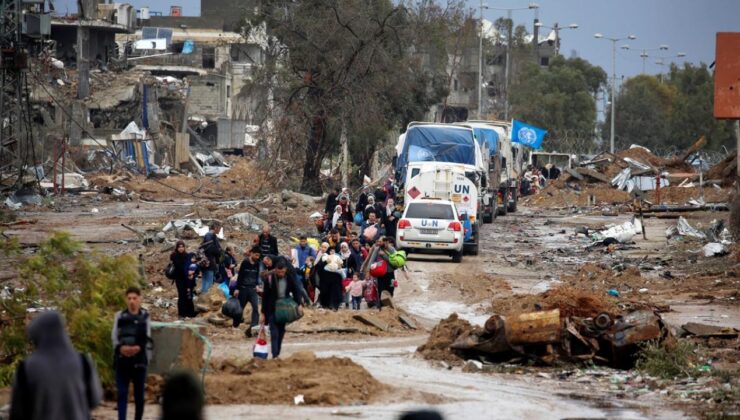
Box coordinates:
[388,250,407,269]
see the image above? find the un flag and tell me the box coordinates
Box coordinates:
[512,120,547,149]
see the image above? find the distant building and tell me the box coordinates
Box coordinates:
[421,18,556,123]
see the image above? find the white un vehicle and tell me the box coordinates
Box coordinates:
[396,198,465,263]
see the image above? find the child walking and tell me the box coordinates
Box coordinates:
[347,273,364,310]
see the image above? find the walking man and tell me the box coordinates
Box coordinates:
[234,246,263,337]
[201,222,222,292]
[261,260,303,358]
[255,224,279,256]
[112,287,152,420]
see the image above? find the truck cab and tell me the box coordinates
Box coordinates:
[395,123,486,255]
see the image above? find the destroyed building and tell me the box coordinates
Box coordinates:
[19,0,269,181]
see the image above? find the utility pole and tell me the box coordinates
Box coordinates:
[504,10,512,121]
[595,33,636,153]
[0,0,25,179]
[477,0,484,119]
[610,38,616,154]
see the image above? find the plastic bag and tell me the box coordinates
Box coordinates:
[363,225,378,241]
[218,281,231,298]
[253,326,269,359]
[221,297,242,319]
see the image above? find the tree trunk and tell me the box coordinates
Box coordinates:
[300,114,326,194]
[340,117,349,188]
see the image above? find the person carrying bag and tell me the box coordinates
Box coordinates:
[260,260,303,358]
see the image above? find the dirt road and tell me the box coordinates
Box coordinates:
[8,198,733,419]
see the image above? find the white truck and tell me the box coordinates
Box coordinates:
[395,123,488,255]
[466,120,524,215]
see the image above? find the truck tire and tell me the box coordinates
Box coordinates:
[464,223,480,255]
[483,212,492,224]
[499,194,508,216]
[483,198,494,223]
[508,187,518,213]
[452,250,463,263]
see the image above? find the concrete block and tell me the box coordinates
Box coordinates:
[149,323,205,375]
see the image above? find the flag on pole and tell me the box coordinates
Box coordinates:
[512,120,547,149]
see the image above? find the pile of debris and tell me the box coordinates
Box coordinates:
[526,143,734,209]
[196,352,385,405]
[666,217,733,257]
[419,287,671,369]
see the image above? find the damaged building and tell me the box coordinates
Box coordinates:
[24,0,269,179]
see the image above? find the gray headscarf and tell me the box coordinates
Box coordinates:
[10,311,102,420]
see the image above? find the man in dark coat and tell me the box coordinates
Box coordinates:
[355,185,370,214]
[233,246,263,335]
[325,187,340,215]
[10,311,103,420]
[255,224,279,257]
[260,260,302,358]
[200,222,222,292]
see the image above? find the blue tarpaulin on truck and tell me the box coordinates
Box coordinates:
[473,127,498,155]
[396,126,476,180]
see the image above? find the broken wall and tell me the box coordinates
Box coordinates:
[51,25,118,65]
[188,74,229,120]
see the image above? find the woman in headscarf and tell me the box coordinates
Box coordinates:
[363,195,376,222]
[331,204,343,229]
[170,240,196,318]
[339,242,353,308]
[10,311,103,420]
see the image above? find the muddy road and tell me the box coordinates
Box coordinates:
[8,198,734,419]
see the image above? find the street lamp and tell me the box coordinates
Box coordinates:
[535,22,578,55]
[484,3,540,120]
[655,52,687,83]
[594,32,637,154]
[478,0,489,119]
[623,44,670,73]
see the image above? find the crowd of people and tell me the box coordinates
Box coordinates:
[167,180,406,358]
[7,179,457,420]
[521,163,561,196]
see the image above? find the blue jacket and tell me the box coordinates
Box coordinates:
[294,245,317,268]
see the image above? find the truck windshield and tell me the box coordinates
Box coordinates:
[406,203,455,219]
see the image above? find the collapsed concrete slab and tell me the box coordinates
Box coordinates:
[149,322,206,375]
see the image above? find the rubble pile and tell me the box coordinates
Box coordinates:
[705,152,737,187]
[490,285,621,318]
[417,309,670,369]
[525,145,734,209]
[203,352,385,405]
[419,287,671,369]
[144,352,385,406]
[417,314,475,366]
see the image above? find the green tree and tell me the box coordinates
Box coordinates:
[608,75,676,152]
[608,63,735,155]
[0,233,141,387]
[666,63,735,153]
[242,0,453,193]
[509,55,607,151]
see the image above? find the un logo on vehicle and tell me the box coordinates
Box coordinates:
[518,127,537,145]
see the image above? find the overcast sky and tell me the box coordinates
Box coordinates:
[56,0,738,78]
